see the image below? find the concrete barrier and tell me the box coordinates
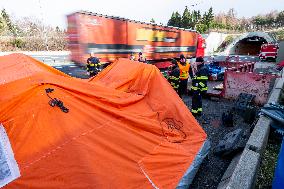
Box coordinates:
[218,77,284,189]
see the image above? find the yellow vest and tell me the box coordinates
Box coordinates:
[178,62,190,80]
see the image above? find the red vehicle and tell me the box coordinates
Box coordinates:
[67,11,206,64]
[259,43,279,61]
[196,34,206,57]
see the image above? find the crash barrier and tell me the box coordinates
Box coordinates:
[205,59,257,97]
[223,71,279,105]
[225,63,254,72]
[218,77,284,189]
[216,55,257,72]
[222,62,255,73]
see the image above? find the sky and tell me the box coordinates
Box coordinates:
[1,0,284,29]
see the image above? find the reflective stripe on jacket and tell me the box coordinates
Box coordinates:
[191,75,208,92]
[168,67,180,90]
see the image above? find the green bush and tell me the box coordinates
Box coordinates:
[274,30,284,41]
[10,38,25,48]
[196,24,208,33]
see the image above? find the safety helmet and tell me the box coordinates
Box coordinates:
[180,54,185,59]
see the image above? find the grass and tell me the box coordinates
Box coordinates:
[215,35,237,53]
[255,135,282,189]
[269,29,284,41]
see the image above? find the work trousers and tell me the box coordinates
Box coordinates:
[178,78,188,96]
[89,72,97,77]
[192,90,202,115]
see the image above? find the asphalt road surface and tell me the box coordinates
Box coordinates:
[31,54,89,79]
[31,45,283,79]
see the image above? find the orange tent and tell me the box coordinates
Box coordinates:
[0,54,209,189]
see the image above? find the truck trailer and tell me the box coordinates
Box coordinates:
[67,11,206,65]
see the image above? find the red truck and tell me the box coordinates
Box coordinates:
[67,11,206,65]
[259,43,279,62]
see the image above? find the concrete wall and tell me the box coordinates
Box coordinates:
[222,32,276,55]
[205,32,228,56]
[223,71,278,105]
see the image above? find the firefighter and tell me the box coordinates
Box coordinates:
[191,57,209,116]
[130,53,135,61]
[86,53,101,77]
[177,54,190,97]
[167,59,180,95]
[196,57,209,95]
[138,52,147,63]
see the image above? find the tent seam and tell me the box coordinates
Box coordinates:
[22,121,111,170]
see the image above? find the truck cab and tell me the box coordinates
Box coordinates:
[259,43,279,62]
[196,34,206,58]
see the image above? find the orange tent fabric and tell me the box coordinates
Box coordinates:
[0,54,207,188]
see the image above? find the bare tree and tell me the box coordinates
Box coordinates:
[0,14,67,51]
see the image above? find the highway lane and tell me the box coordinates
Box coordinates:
[29,44,283,79]
[30,54,90,79]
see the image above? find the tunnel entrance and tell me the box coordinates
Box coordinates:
[233,36,267,55]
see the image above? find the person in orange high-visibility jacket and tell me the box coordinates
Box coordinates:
[177,54,190,97]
